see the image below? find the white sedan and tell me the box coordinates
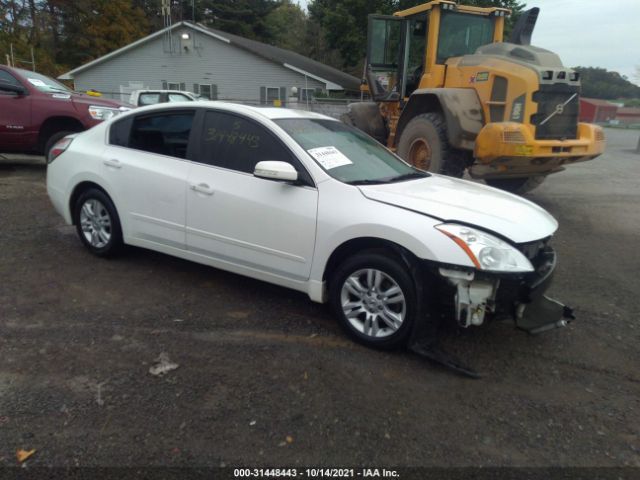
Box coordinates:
[46,102,572,352]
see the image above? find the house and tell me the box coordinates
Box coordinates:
[579,98,619,123]
[616,107,640,125]
[59,21,360,104]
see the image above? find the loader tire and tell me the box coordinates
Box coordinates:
[340,102,387,144]
[485,176,546,194]
[396,113,465,177]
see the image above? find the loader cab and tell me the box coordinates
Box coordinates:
[366,0,508,101]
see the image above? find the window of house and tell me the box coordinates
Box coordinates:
[300,88,315,101]
[197,111,313,186]
[198,84,218,100]
[129,111,195,159]
[266,87,280,103]
[167,82,181,90]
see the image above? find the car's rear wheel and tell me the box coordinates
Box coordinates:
[73,188,123,257]
[329,252,418,349]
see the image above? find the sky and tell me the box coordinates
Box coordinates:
[295,0,640,84]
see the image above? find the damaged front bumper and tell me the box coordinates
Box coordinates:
[437,243,574,334]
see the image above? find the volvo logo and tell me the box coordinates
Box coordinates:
[554,103,565,115]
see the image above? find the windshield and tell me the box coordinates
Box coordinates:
[276,118,428,185]
[436,11,494,63]
[17,68,72,93]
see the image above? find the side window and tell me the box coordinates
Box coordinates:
[168,93,191,102]
[199,111,313,185]
[0,70,22,95]
[139,93,161,106]
[129,111,195,159]
[109,117,132,147]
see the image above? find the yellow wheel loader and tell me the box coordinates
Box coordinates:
[343,0,605,193]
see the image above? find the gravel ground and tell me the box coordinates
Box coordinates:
[0,129,639,470]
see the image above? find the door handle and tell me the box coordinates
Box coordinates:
[190,183,215,195]
[103,159,122,169]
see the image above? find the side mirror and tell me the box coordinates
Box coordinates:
[0,82,27,96]
[254,161,298,183]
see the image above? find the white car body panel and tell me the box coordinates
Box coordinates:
[102,145,189,249]
[359,175,558,243]
[186,162,318,280]
[46,101,560,305]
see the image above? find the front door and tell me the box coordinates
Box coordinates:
[186,110,318,281]
[0,70,32,150]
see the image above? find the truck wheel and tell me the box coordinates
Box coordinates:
[485,176,546,194]
[341,102,387,144]
[44,131,75,160]
[329,251,418,350]
[397,112,465,177]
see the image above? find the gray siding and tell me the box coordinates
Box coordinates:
[72,27,324,103]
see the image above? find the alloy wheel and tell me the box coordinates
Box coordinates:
[79,199,112,248]
[340,268,406,339]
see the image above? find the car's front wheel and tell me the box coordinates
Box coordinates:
[73,188,123,257]
[329,252,418,349]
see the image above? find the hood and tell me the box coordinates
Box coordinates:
[359,175,558,244]
[71,93,131,109]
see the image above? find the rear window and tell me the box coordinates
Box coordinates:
[139,93,161,106]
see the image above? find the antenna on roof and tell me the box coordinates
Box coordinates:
[161,0,174,53]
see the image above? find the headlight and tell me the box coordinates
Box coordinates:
[89,105,125,121]
[435,224,533,273]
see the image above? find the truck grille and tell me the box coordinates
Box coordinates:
[530,84,579,140]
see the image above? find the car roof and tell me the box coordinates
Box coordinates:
[126,101,337,122]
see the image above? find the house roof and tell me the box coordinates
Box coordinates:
[580,98,618,108]
[59,21,360,91]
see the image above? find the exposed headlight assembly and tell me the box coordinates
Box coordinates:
[435,224,533,273]
[89,105,128,121]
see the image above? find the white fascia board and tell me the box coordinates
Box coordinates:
[282,63,343,91]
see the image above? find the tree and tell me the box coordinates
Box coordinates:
[308,0,395,69]
[54,0,149,68]
[198,0,280,41]
[574,66,640,100]
[265,0,308,53]
[308,0,526,70]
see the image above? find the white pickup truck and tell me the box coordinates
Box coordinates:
[129,90,202,107]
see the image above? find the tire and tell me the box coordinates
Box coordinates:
[73,188,123,257]
[397,112,465,177]
[340,102,387,144]
[329,251,419,350]
[44,130,75,159]
[485,176,546,194]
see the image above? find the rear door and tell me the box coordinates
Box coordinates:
[185,110,318,280]
[101,109,197,249]
[0,69,32,149]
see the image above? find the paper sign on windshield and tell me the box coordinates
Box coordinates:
[27,78,46,87]
[307,146,352,170]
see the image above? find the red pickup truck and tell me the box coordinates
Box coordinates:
[0,65,130,155]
